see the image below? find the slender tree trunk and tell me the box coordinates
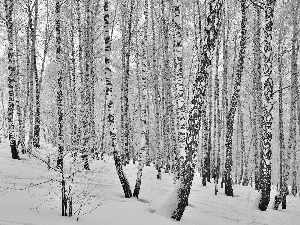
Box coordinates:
[69,0,77,160]
[80,0,92,170]
[225,0,247,197]
[277,14,286,209]
[27,3,35,153]
[76,0,83,151]
[23,17,31,152]
[14,12,25,154]
[104,0,132,198]
[238,98,245,184]
[5,0,19,159]
[221,5,229,184]
[133,0,149,199]
[32,0,40,148]
[214,34,221,194]
[202,105,209,186]
[171,0,186,192]
[258,0,276,211]
[100,89,107,154]
[0,88,5,138]
[55,0,67,216]
[151,0,161,178]
[160,0,172,180]
[121,0,135,164]
[252,5,263,191]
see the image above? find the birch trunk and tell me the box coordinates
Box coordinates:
[258,0,276,211]
[133,0,148,199]
[277,14,286,208]
[14,14,25,154]
[32,0,40,148]
[225,0,247,197]
[104,0,132,198]
[5,0,19,159]
[55,0,67,216]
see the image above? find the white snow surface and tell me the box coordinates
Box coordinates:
[0,140,300,225]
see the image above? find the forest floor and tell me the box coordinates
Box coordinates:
[0,140,299,225]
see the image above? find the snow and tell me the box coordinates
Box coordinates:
[0,140,300,225]
[252,190,261,210]
[155,180,181,218]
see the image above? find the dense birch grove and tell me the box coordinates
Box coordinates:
[1,0,300,220]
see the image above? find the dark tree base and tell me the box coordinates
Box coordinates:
[215,180,218,195]
[157,169,161,179]
[254,172,260,190]
[165,164,170,173]
[225,174,233,197]
[113,151,132,198]
[133,180,141,199]
[282,195,286,209]
[242,177,248,186]
[221,176,225,188]
[10,139,19,159]
[69,196,72,217]
[81,155,90,170]
[273,195,282,210]
[258,195,269,211]
[57,158,63,169]
[171,183,188,221]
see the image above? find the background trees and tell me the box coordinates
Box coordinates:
[0,0,300,219]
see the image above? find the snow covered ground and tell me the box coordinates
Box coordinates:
[0,140,299,225]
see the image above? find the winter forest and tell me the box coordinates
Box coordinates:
[0,0,300,224]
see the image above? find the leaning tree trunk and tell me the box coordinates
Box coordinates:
[170,0,223,221]
[104,0,132,198]
[5,0,19,159]
[225,0,247,197]
[133,0,148,199]
[258,0,276,211]
[55,0,67,216]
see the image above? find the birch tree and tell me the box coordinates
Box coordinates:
[133,0,148,199]
[258,0,276,211]
[277,10,285,209]
[104,0,132,198]
[5,0,19,159]
[225,0,247,197]
[170,0,223,220]
[55,0,67,216]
